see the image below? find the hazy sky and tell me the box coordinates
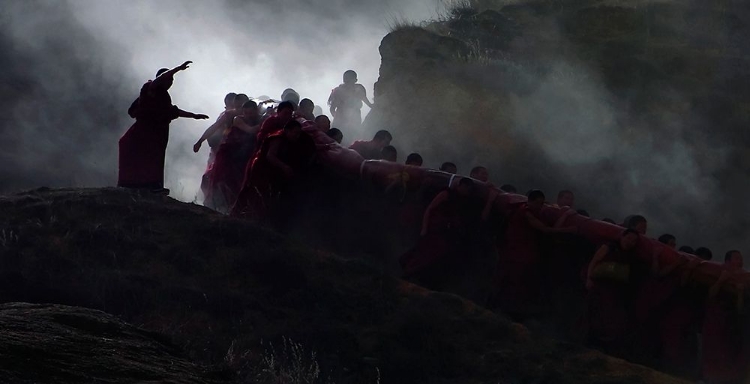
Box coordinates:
[1,0,442,201]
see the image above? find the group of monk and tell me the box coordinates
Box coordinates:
[117,61,748,383]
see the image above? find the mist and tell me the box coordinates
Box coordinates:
[0,0,439,200]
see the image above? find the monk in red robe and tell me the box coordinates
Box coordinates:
[349,130,392,160]
[701,250,747,384]
[204,100,261,213]
[491,190,577,318]
[296,98,315,121]
[328,70,373,131]
[118,61,208,192]
[584,228,650,358]
[470,166,489,183]
[314,115,331,132]
[256,101,295,148]
[231,119,315,220]
[400,178,497,296]
[194,93,249,202]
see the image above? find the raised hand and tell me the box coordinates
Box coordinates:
[193,141,202,153]
[178,61,193,71]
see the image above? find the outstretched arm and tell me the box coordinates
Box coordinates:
[193,113,228,152]
[232,116,260,134]
[152,61,192,88]
[177,108,208,120]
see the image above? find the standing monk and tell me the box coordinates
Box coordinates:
[328,70,373,132]
[119,61,208,192]
[203,100,261,213]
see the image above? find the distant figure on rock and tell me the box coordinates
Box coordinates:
[470,166,489,183]
[381,145,397,162]
[350,130,392,160]
[327,128,343,144]
[405,153,423,167]
[328,70,373,131]
[440,162,457,174]
[119,61,208,193]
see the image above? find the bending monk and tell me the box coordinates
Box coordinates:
[119,61,208,192]
[349,130,392,160]
[231,119,315,219]
[256,101,295,147]
[490,189,577,318]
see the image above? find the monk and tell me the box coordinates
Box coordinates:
[405,153,423,167]
[118,61,208,192]
[296,98,315,121]
[556,190,575,209]
[439,162,457,174]
[500,184,517,193]
[584,228,648,357]
[204,100,261,214]
[314,115,331,132]
[195,93,249,201]
[470,166,489,183]
[400,178,496,295]
[696,247,713,261]
[281,88,300,108]
[381,145,397,162]
[491,189,577,318]
[231,119,315,220]
[623,214,648,235]
[256,101,295,147]
[328,70,373,131]
[349,130,392,160]
[327,128,343,144]
[658,234,677,249]
[701,250,747,384]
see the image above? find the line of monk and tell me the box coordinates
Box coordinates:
[118,63,748,383]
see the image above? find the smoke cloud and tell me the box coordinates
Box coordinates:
[0,0,438,199]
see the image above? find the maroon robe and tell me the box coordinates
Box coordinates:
[118,80,179,189]
[255,114,286,149]
[204,115,260,213]
[701,293,745,383]
[491,204,543,315]
[349,140,381,160]
[231,131,315,218]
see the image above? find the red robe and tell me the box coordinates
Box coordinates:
[200,109,237,200]
[118,80,179,189]
[255,114,287,148]
[491,204,543,315]
[349,140,381,160]
[701,294,746,383]
[231,131,315,218]
[204,116,259,213]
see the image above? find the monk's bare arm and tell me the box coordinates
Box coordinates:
[193,113,228,152]
[233,116,259,134]
[152,61,192,88]
[421,191,449,236]
[553,208,576,228]
[586,245,609,288]
[358,85,374,108]
[177,108,208,120]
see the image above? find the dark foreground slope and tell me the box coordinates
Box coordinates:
[0,303,224,384]
[0,188,684,384]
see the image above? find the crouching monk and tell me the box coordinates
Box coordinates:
[231,119,315,223]
[118,61,208,191]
